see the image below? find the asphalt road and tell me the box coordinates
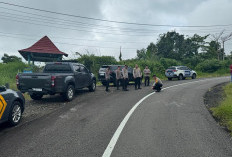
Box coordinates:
[0,77,231,157]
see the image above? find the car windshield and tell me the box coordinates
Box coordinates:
[44,64,72,73]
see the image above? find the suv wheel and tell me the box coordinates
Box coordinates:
[30,93,43,100]
[89,80,96,92]
[8,101,22,126]
[168,78,172,81]
[63,85,75,101]
[178,74,183,80]
[192,74,196,79]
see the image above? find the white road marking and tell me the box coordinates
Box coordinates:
[102,77,227,157]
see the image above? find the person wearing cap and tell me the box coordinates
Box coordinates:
[133,64,142,90]
[143,65,151,86]
[152,74,163,92]
[122,65,129,91]
[105,66,111,92]
[115,66,122,90]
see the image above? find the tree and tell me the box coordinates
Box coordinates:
[1,53,22,63]
[211,30,224,60]
[156,31,185,60]
[221,32,232,60]
[137,48,147,60]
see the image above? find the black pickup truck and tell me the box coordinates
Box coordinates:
[17,62,96,101]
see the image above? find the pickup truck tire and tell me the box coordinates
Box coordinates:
[168,78,172,81]
[63,85,75,101]
[30,93,43,100]
[8,101,22,126]
[89,80,96,92]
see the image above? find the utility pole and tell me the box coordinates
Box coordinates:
[119,46,122,61]
[221,32,232,60]
[211,30,224,60]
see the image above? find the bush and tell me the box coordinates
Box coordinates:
[196,59,222,73]
[0,62,27,89]
[160,58,181,69]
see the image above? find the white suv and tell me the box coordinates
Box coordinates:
[165,66,197,80]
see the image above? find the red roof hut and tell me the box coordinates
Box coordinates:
[18,36,68,64]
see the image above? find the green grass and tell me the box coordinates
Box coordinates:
[0,62,27,90]
[211,83,232,133]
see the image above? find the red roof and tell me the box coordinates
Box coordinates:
[18,36,68,57]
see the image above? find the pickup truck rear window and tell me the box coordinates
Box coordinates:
[44,64,72,73]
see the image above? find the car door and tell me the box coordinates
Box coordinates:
[73,65,83,89]
[183,66,191,77]
[80,66,91,87]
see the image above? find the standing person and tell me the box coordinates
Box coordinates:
[143,66,151,86]
[133,64,142,90]
[230,64,232,82]
[105,66,111,92]
[152,74,163,92]
[122,65,129,91]
[115,66,122,90]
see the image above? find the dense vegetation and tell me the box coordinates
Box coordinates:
[75,31,231,79]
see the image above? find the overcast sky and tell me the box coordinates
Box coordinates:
[0,0,232,62]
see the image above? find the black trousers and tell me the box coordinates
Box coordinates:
[145,76,150,86]
[135,77,141,89]
[105,79,110,91]
[116,79,121,89]
[153,83,163,91]
[123,78,128,90]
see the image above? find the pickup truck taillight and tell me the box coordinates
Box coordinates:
[16,75,19,85]
[173,70,177,72]
[51,76,56,87]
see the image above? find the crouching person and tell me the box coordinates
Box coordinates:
[152,74,163,92]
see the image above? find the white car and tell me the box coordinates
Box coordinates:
[165,66,197,80]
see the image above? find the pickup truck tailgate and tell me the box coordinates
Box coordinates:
[19,74,51,89]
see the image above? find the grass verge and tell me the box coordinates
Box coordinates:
[211,83,232,133]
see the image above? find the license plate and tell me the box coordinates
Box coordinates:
[32,88,42,91]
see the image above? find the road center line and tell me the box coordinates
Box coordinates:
[102,77,227,157]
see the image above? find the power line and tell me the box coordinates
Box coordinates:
[1,1,232,28]
[1,13,231,37]
[0,31,148,44]
[0,34,140,50]
[1,7,231,33]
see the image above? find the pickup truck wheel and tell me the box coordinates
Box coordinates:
[8,101,22,126]
[178,74,183,80]
[63,85,75,101]
[89,80,96,92]
[192,74,196,79]
[30,93,43,100]
[168,78,172,81]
